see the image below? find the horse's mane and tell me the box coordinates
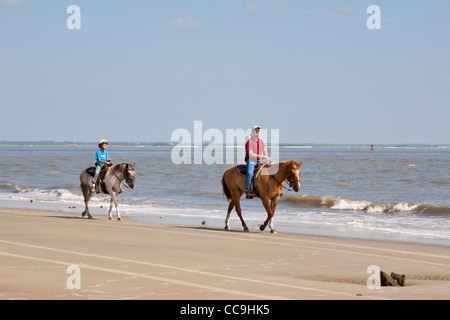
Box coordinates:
[265,161,290,167]
[259,161,290,176]
[107,163,130,176]
[111,162,131,169]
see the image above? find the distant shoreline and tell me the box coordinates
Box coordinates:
[1,141,449,149]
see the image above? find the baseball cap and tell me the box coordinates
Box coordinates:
[98,139,108,145]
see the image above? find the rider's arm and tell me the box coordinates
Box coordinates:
[249,150,268,160]
[248,150,258,160]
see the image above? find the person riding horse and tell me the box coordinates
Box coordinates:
[92,139,112,192]
[245,125,269,199]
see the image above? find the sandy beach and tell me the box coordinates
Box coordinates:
[1,206,449,301]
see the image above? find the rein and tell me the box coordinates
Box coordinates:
[114,164,135,189]
[271,175,293,192]
[270,163,300,192]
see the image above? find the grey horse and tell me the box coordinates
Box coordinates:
[80,163,136,220]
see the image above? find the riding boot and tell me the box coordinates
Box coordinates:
[246,183,255,199]
[95,181,101,194]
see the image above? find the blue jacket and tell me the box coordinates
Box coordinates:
[96,149,109,166]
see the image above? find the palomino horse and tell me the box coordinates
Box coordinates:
[221,160,302,233]
[80,163,136,221]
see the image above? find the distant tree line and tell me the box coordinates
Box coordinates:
[0,141,172,146]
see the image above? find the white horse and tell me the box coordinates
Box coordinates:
[79,163,136,220]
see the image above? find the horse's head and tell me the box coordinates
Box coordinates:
[125,163,136,189]
[287,160,303,192]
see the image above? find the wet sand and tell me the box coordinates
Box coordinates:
[1,207,449,300]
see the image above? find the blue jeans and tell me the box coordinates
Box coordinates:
[245,160,258,193]
[92,163,104,183]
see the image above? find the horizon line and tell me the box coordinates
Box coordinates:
[0,141,449,147]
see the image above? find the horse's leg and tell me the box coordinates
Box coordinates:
[234,195,249,232]
[259,197,273,232]
[81,188,88,218]
[268,195,281,234]
[108,197,114,220]
[85,191,94,219]
[81,184,94,219]
[225,199,235,230]
[110,193,121,221]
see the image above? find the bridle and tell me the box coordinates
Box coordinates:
[286,166,301,187]
[271,163,301,192]
[115,163,135,189]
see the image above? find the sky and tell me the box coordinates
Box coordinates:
[1,0,449,144]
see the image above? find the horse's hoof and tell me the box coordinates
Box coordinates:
[81,211,86,217]
[225,226,230,230]
[117,218,122,222]
[244,227,249,232]
[108,217,113,220]
[271,229,277,234]
[259,225,266,231]
[87,215,93,219]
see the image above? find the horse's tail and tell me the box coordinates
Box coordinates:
[221,171,232,201]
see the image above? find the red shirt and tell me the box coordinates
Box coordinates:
[245,138,266,161]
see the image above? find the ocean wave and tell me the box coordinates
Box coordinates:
[1,182,30,193]
[0,182,83,203]
[281,194,450,216]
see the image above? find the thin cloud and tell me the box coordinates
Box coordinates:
[245,0,288,13]
[171,16,203,29]
[319,5,354,16]
[0,0,26,7]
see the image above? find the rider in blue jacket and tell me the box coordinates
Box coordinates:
[92,139,111,191]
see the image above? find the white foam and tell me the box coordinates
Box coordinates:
[331,199,370,211]
[392,202,418,212]
[0,186,84,204]
[366,205,384,213]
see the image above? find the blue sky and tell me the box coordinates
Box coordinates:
[1,0,449,144]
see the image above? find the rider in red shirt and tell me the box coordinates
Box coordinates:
[245,125,268,198]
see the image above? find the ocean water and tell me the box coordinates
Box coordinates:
[0,145,449,245]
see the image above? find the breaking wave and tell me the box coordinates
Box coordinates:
[0,182,82,203]
[282,194,450,216]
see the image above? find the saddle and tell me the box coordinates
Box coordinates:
[236,163,265,198]
[86,163,112,194]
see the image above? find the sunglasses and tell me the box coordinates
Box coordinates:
[255,129,260,132]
